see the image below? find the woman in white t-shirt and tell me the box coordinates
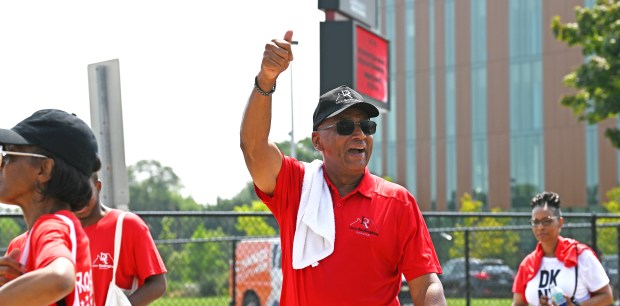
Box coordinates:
[512,191,613,306]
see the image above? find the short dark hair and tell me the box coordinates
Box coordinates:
[36,153,102,212]
[530,191,562,217]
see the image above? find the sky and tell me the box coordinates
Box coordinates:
[0,1,325,205]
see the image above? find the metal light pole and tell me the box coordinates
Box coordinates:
[290,40,299,158]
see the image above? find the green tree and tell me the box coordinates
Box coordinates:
[598,186,620,255]
[128,160,205,240]
[129,160,180,210]
[234,201,277,236]
[276,136,322,163]
[166,225,229,296]
[210,181,258,211]
[155,217,177,262]
[0,218,22,248]
[209,136,321,212]
[551,1,620,148]
[128,160,203,211]
[450,193,521,267]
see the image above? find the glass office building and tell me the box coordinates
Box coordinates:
[367,0,618,211]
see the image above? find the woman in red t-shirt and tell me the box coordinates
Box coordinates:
[0,109,99,305]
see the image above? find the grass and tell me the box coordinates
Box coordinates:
[150,296,513,306]
[151,296,229,306]
[446,298,512,305]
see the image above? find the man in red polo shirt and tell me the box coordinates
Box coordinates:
[240,30,447,306]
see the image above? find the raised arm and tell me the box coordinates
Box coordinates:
[240,30,294,195]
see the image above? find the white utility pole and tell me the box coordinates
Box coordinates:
[290,40,299,158]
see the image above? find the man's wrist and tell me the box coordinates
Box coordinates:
[254,76,276,96]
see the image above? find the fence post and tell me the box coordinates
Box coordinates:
[465,229,471,306]
[617,225,620,298]
[230,239,238,306]
[591,213,598,255]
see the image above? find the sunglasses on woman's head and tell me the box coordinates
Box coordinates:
[316,120,377,136]
[0,145,49,167]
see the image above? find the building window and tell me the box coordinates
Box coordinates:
[429,0,437,210]
[386,0,398,180]
[509,0,543,208]
[471,0,489,204]
[445,0,457,210]
[405,0,417,195]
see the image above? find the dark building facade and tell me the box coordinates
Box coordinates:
[365,0,619,211]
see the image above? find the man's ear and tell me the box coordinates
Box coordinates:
[311,132,321,151]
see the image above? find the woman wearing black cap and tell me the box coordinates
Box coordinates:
[0,109,99,305]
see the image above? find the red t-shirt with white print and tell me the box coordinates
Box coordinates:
[7,210,94,306]
[84,209,167,306]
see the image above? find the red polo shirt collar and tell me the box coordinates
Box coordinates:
[321,166,375,200]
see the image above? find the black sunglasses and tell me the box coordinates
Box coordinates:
[317,120,377,136]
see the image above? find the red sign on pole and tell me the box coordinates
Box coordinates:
[355,25,388,105]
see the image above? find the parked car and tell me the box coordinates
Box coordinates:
[439,257,515,298]
[602,254,619,302]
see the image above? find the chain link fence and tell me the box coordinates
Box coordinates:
[1,211,618,305]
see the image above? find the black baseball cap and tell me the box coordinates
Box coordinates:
[0,109,98,176]
[312,85,379,130]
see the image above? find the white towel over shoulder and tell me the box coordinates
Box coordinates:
[292,160,335,269]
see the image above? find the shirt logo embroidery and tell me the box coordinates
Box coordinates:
[92,252,114,270]
[349,216,379,236]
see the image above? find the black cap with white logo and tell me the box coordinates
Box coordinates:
[312,85,379,130]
